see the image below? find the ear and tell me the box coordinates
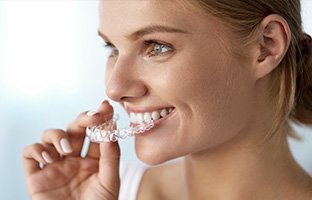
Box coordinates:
[252,14,291,80]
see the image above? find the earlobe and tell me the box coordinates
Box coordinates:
[254,14,291,79]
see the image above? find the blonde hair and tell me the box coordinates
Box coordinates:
[183,0,312,138]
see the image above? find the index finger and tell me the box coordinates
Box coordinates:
[66,100,114,156]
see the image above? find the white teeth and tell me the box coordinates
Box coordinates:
[136,113,144,123]
[151,111,160,120]
[129,107,174,123]
[143,112,152,122]
[130,113,137,123]
[160,109,168,117]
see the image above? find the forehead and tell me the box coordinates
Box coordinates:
[98,0,223,39]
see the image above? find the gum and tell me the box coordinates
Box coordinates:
[86,114,155,143]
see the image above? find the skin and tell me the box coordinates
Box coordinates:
[23,0,312,200]
[101,0,256,165]
[23,101,122,200]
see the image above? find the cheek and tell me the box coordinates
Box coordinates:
[151,50,235,107]
[156,52,254,147]
[186,61,255,148]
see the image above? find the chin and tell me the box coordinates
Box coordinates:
[135,146,175,166]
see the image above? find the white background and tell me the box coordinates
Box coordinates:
[0,1,312,199]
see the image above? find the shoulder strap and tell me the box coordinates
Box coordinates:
[119,163,148,200]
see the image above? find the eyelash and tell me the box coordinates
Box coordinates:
[103,40,173,58]
[103,42,118,57]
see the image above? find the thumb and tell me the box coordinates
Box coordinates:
[97,100,121,194]
[98,134,121,194]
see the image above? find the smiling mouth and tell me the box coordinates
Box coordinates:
[128,107,175,124]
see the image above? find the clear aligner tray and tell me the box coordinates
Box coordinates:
[86,114,154,143]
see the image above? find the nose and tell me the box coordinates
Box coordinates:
[105,57,147,102]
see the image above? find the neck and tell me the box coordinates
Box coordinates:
[183,129,311,200]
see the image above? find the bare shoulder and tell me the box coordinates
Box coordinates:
[136,160,185,200]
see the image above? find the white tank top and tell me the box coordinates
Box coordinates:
[119,163,148,200]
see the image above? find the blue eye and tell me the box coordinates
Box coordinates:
[103,42,118,57]
[102,40,173,59]
[145,40,173,57]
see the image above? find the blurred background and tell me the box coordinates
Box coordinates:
[0,1,312,199]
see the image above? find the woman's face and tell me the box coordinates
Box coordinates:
[99,0,258,164]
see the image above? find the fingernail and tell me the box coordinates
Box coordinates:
[102,100,110,105]
[41,151,53,163]
[86,110,99,116]
[60,138,73,153]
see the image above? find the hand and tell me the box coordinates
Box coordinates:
[23,101,121,200]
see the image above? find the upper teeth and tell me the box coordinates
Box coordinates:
[129,107,174,124]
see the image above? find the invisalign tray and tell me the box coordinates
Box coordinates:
[86,114,155,143]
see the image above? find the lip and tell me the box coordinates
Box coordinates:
[132,108,177,137]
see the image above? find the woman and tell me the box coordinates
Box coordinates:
[23,0,312,199]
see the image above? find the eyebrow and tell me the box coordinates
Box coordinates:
[98,24,190,42]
